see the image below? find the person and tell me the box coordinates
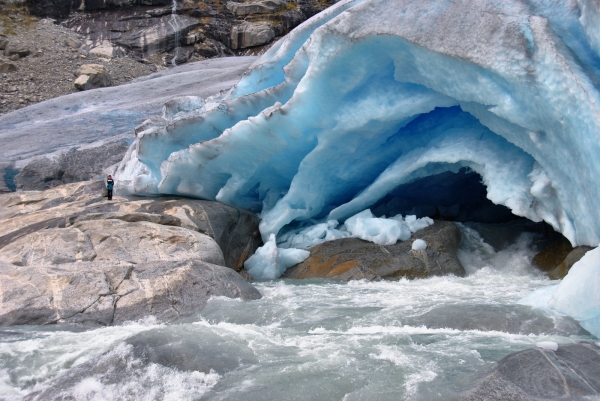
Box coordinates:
[106,175,114,200]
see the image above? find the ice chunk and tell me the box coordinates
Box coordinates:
[548,247,600,337]
[344,210,411,246]
[536,341,558,351]
[244,234,310,279]
[412,239,427,251]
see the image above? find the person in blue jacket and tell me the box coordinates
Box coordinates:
[106,175,114,200]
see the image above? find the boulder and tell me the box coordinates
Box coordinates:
[0,259,261,326]
[3,42,30,58]
[0,181,262,272]
[63,37,82,49]
[230,21,275,50]
[548,246,594,280]
[0,61,17,73]
[282,221,464,280]
[463,342,600,400]
[226,0,286,16]
[532,236,572,272]
[74,63,112,90]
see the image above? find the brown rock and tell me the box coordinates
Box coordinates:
[548,246,594,280]
[283,221,464,281]
[74,64,112,90]
[532,236,572,272]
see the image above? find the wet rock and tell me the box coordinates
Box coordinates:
[463,342,600,400]
[283,221,464,281]
[74,63,112,90]
[0,259,261,326]
[532,236,573,272]
[406,304,587,336]
[0,61,17,73]
[230,21,275,50]
[548,246,594,280]
[3,42,30,58]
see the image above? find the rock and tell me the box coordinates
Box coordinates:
[0,259,261,326]
[3,42,30,58]
[0,61,17,73]
[532,236,573,272]
[548,246,594,280]
[0,38,8,50]
[230,21,276,50]
[14,140,130,190]
[282,221,464,280]
[0,181,261,272]
[7,54,20,61]
[89,41,115,59]
[63,37,82,49]
[226,0,286,16]
[194,39,224,57]
[74,63,112,90]
[462,342,600,400]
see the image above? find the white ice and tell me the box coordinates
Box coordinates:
[244,234,310,279]
[412,239,427,251]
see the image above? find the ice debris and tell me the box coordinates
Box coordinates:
[536,341,558,351]
[412,239,427,251]
[244,234,310,279]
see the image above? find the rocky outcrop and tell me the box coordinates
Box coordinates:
[73,63,112,89]
[0,181,262,270]
[0,259,261,326]
[0,181,263,325]
[282,221,464,280]
[463,342,600,400]
[547,246,594,280]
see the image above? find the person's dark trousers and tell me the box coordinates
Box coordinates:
[107,189,113,200]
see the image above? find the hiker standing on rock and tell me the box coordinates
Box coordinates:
[106,175,114,200]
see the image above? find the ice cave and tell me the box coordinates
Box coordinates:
[114,0,600,334]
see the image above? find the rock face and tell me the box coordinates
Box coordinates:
[0,181,262,325]
[548,246,594,279]
[0,259,261,326]
[463,342,600,401]
[74,63,112,90]
[283,221,464,280]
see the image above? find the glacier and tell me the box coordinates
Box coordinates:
[114,0,600,333]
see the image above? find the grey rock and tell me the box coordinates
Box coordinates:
[0,181,261,272]
[230,21,276,50]
[0,61,17,73]
[74,63,112,90]
[226,0,286,16]
[0,259,261,326]
[463,342,600,400]
[283,221,464,280]
[0,38,8,50]
[63,37,82,49]
[3,42,30,58]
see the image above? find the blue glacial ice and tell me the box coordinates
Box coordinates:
[116,0,600,325]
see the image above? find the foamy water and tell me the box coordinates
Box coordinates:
[0,225,594,400]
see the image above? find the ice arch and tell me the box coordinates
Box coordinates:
[117,0,600,248]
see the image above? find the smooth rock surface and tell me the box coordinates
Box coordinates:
[0,181,262,271]
[548,246,595,280]
[230,21,276,50]
[0,259,261,326]
[282,221,464,280]
[463,342,600,400]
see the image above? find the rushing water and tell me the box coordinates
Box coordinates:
[0,224,595,401]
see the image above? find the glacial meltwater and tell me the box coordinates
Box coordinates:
[0,225,595,401]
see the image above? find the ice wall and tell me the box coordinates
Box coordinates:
[117,0,600,251]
